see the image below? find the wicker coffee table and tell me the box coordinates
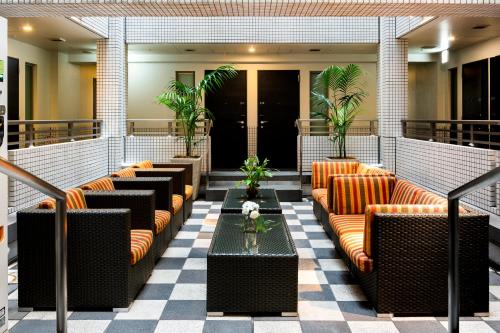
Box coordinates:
[207,214,298,316]
[221,188,282,214]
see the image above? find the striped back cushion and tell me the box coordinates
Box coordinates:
[333,175,395,215]
[390,179,424,205]
[415,191,447,206]
[131,160,153,169]
[81,178,115,191]
[364,204,448,256]
[356,163,393,176]
[38,188,87,210]
[311,161,359,189]
[111,167,136,178]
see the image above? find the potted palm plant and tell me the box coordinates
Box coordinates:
[311,64,367,160]
[157,65,238,199]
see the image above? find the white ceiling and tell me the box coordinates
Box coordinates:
[406,17,500,54]
[128,43,378,55]
[8,17,99,53]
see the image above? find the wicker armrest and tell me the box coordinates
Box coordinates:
[84,190,155,231]
[134,169,186,199]
[112,177,173,211]
[154,163,193,185]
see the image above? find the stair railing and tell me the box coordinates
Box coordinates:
[448,166,500,333]
[0,157,67,333]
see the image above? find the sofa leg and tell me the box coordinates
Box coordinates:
[474,312,489,317]
[207,312,224,317]
[113,305,132,312]
[18,307,33,312]
[282,312,298,317]
[376,313,394,318]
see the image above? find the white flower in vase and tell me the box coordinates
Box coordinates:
[249,210,260,220]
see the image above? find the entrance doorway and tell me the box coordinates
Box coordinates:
[206,70,248,170]
[7,57,19,149]
[257,70,300,170]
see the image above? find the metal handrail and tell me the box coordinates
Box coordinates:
[127,119,212,136]
[0,157,67,333]
[447,166,500,333]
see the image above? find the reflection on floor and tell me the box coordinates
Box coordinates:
[7,200,500,332]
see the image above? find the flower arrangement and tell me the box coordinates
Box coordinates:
[239,156,272,199]
[241,201,273,233]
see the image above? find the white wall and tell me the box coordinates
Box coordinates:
[127,53,378,128]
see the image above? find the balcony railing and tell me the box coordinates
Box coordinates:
[296,119,378,136]
[402,120,500,149]
[8,119,102,149]
[127,119,212,137]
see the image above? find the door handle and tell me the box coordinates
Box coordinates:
[236,121,245,124]
[260,121,269,124]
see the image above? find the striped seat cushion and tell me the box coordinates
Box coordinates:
[111,168,136,178]
[131,160,154,169]
[185,185,193,200]
[81,178,115,191]
[329,214,365,236]
[339,231,373,273]
[311,161,358,189]
[415,191,447,206]
[319,195,328,211]
[311,188,327,202]
[390,179,424,204]
[38,188,87,210]
[172,194,183,215]
[333,175,395,215]
[356,163,393,176]
[363,204,448,257]
[130,229,153,265]
[154,210,171,235]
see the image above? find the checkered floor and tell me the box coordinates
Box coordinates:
[7,200,500,332]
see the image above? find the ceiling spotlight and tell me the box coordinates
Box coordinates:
[50,37,67,42]
[248,46,256,53]
[421,45,437,51]
[473,24,489,30]
[309,48,321,52]
[448,35,456,42]
[22,24,33,32]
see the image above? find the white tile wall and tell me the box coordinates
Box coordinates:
[395,17,434,38]
[396,138,498,214]
[125,136,211,172]
[298,136,380,172]
[96,18,126,172]
[7,139,109,213]
[69,17,109,38]
[377,17,408,172]
[126,17,379,44]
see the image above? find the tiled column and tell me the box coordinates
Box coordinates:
[96,18,127,172]
[377,17,408,172]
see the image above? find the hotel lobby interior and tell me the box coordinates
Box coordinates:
[0,4,500,333]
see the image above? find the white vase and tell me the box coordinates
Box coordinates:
[170,156,202,200]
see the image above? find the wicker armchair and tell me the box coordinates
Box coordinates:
[17,189,155,310]
[132,160,193,220]
[326,176,489,316]
[310,161,393,234]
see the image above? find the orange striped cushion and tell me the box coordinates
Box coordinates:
[81,178,115,191]
[363,204,448,257]
[390,179,424,204]
[415,191,447,206]
[311,161,358,189]
[130,229,153,265]
[131,160,154,169]
[312,188,327,202]
[319,195,328,211]
[111,168,136,178]
[339,232,373,273]
[154,210,171,235]
[39,188,88,209]
[172,194,183,215]
[333,175,395,215]
[185,185,193,200]
[329,214,365,236]
[356,163,393,176]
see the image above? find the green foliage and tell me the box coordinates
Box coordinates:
[311,64,367,158]
[239,156,273,190]
[157,65,238,157]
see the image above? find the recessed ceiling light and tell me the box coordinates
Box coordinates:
[22,24,33,32]
[448,35,456,42]
[309,48,321,52]
[185,49,195,52]
[248,46,256,53]
[473,24,490,30]
[82,50,95,54]
[421,45,437,50]
[49,37,66,42]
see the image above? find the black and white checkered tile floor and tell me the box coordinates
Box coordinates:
[7,200,500,332]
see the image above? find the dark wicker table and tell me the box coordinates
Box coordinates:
[221,189,282,214]
[207,214,298,316]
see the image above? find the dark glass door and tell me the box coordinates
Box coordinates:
[462,59,488,147]
[449,67,458,144]
[491,56,500,147]
[257,70,300,169]
[7,57,19,149]
[206,70,247,169]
